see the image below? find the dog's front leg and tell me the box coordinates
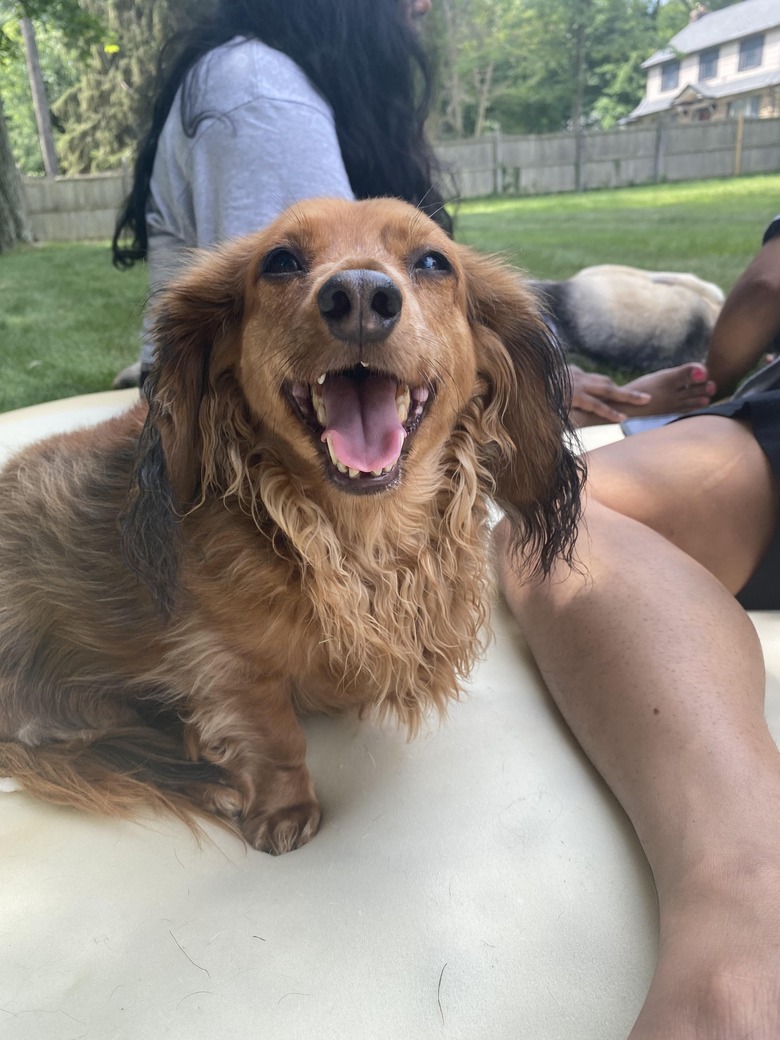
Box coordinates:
[187,682,321,854]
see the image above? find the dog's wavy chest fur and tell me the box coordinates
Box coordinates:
[0,198,581,853]
[181,473,494,722]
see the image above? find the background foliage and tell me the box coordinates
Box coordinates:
[0,0,209,174]
[53,0,175,173]
[424,0,743,137]
[0,0,748,176]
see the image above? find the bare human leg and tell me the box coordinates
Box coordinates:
[497,416,780,1038]
[585,415,779,594]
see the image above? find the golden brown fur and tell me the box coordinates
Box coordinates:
[0,198,581,853]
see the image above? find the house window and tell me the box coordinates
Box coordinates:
[729,95,762,118]
[699,47,719,80]
[738,34,764,72]
[661,60,680,92]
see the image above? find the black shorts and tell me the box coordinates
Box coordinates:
[676,390,780,610]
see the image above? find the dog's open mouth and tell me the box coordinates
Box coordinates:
[286,365,431,492]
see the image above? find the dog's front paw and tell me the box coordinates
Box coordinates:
[243,800,322,854]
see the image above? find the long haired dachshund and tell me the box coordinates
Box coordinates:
[0,198,581,853]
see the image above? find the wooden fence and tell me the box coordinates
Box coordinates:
[22,168,131,243]
[21,116,780,243]
[436,115,780,198]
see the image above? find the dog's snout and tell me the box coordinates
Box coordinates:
[317,269,402,344]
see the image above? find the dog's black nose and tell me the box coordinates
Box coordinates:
[317,269,402,344]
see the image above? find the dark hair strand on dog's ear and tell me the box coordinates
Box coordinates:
[119,241,250,618]
[120,372,189,621]
[458,246,585,577]
[499,331,585,578]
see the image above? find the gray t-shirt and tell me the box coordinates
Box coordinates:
[141,36,354,365]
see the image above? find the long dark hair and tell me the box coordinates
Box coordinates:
[113,0,450,268]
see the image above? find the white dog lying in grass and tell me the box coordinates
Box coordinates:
[532,265,724,373]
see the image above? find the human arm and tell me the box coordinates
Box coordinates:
[187,95,354,247]
[146,36,356,252]
[705,223,780,398]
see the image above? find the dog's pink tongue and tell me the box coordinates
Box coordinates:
[320,375,404,472]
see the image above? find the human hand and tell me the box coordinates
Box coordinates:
[568,365,651,425]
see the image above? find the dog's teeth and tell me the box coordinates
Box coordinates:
[310,385,327,425]
[396,386,411,424]
[382,464,394,474]
[371,468,383,477]
[324,435,360,477]
[317,373,327,385]
[359,361,369,368]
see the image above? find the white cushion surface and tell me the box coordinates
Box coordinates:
[0,393,777,1039]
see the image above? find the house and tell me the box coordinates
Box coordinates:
[626,0,780,124]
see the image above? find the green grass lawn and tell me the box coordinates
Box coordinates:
[454,173,779,287]
[1,173,778,412]
[0,241,147,412]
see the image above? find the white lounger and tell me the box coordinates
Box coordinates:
[1,392,778,1040]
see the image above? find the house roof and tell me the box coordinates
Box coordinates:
[643,0,780,69]
[625,67,780,120]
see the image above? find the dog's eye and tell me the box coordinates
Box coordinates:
[413,251,452,274]
[262,248,304,276]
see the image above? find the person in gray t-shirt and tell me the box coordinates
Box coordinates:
[112,0,446,382]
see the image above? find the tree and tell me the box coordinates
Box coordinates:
[657,0,743,39]
[509,0,662,133]
[0,0,101,251]
[53,0,212,174]
[427,0,656,136]
[20,15,58,174]
[425,0,527,139]
[583,0,661,128]
[0,90,30,249]
[427,0,746,139]
[53,0,175,174]
[0,17,78,174]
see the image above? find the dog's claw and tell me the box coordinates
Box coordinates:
[243,801,323,854]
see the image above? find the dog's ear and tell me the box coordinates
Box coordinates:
[457,247,584,574]
[122,240,256,615]
[142,241,258,503]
